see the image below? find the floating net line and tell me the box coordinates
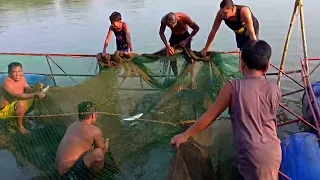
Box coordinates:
[0,48,301,180]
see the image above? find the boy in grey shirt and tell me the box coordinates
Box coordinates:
[171,40,282,180]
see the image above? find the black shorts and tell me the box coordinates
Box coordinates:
[116,47,129,52]
[61,156,93,180]
[169,31,191,48]
[236,33,259,49]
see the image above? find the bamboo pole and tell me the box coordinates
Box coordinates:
[299,0,309,74]
[277,0,299,87]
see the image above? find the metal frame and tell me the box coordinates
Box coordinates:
[275,0,319,179]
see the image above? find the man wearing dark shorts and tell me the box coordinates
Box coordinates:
[56,101,109,179]
[169,31,192,50]
[201,0,259,55]
[159,12,199,78]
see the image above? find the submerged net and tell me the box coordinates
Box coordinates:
[0,48,242,180]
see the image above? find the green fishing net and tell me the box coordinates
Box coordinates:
[0,48,241,180]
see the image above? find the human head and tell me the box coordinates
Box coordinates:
[78,101,97,124]
[165,12,177,28]
[109,11,122,29]
[8,62,23,82]
[219,0,235,19]
[240,40,272,75]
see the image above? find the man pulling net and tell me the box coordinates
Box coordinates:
[159,12,200,89]
[201,0,259,55]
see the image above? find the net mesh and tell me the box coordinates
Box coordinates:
[0,48,243,180]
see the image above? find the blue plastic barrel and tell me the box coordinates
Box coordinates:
[0,73,55,87]
[302,81,320,134]
[280,133,320,180]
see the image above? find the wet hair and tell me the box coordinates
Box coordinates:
[240,40,272,72]
[8,62,22,73]
[109,11,122,23]
[78,101,97,121]
[220,0,234,9]
[165,12,177,25]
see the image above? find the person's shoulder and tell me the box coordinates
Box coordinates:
[264,81,281,94]
[3,77,13,88]
[88,124,102,134]
[239,5,251,16]
[229,78,245,84]
[3,77,10,84]
[175,12,185,16]
[21,76,28,84]
[123,22,130,29]
[176,12,190,20]
[265,81,279,89]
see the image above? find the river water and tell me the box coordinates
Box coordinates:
[0,0,319,179]
[0,0,320,70]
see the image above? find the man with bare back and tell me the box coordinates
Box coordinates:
[159,12,199,79]
[56,101,109,179]
[0,62,45,134]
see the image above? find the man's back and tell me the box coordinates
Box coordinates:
[56,122,99,174]
[229,77,282,167]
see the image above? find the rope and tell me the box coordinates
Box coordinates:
[6,111,197,127]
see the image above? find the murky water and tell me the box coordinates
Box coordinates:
[0,0,319,179]
[0,0,320,68]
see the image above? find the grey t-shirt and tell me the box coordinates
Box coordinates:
[229,77,282,170]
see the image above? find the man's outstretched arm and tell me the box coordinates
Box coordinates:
[159,19,169,48]
[124,24,133,52]
[103,27,114,54]
[183,14,200,42]
[93,129,108,152]
[203,12,223,50]
[4,79,38,100]
[241,7,257,40]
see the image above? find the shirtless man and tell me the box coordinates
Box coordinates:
[56,101,109,179]
[0,62,45,134]
[159,12,199,78]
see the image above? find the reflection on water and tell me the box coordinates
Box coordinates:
[0,149,38,179]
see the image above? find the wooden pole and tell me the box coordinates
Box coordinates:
[299,0,309,74]
[277,0,299,87]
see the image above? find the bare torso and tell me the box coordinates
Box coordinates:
[0,77,27,109]
[163,12,189,35]
[55,122,100,174]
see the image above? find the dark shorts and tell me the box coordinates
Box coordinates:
[116,46,129,52]
[61,156,93,180]
[235,33,259,49]
[169,31,191,49]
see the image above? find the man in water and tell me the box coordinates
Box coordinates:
[159,12,199,77]
[0,62,45,134]
[103,11,133,53]
[201,0,259,56]
[56,101,109,179]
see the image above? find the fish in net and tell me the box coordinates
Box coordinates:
[0,48,242,180]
